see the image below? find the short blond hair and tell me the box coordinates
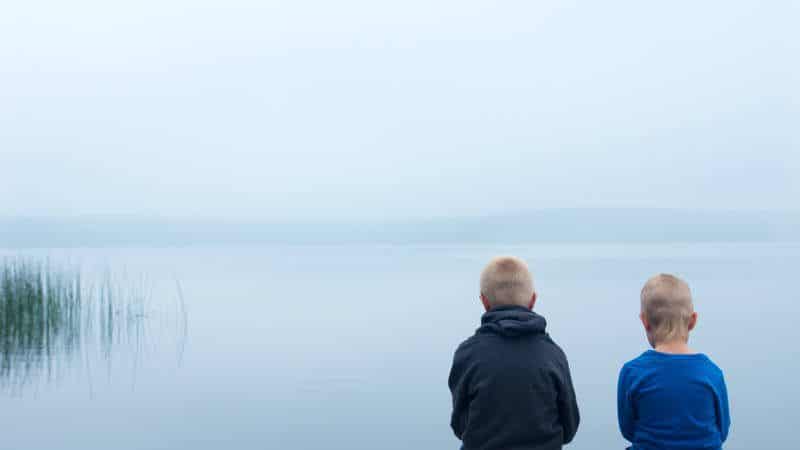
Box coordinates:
[641,274,694,344]
[480,256,535,307]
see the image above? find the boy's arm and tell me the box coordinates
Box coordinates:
[557,357,580,444]
[448,346,471,440]
[617,365,636,443]
[715,372,731,443]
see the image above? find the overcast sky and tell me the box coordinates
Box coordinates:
[1,1,798,221]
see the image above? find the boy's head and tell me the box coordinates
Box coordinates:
[640,273,697,347]
[479,256,536,311]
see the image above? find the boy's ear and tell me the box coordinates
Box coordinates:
[640,312,651,331]
[480,293,492,311]
[688,311,698,331]
[528,292,537,310]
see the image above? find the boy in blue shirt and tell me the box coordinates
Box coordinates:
[618,274,730,450]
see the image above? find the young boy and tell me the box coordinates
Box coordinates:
[618,274,731,449]
[449,256,580,450]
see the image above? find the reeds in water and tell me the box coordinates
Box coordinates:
[0,258,177,389]
[1,260,83,383]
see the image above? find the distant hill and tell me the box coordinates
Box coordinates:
[1,209,798,248]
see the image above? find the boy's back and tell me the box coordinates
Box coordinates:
[449,305,579,450]
[618,350,730,450]
[618,274,731,450]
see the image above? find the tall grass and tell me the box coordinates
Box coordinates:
[0,258,174,389]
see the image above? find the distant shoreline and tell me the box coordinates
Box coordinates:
[2,209,798,248]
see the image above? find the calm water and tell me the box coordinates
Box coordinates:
[1,243,797,449]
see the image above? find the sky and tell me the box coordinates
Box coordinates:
[1,0,798,221]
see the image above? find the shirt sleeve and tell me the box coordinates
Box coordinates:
[557,357,580,444]
[715,372,731,443]
[617,364,636,443]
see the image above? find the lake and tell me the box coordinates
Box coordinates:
[1,243,797,449]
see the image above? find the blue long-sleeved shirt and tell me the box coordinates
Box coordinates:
[617,350,730,450]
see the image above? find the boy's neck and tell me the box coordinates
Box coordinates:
[653,340,694,355]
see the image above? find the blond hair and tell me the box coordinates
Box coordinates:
[480,256,535,307]
[641,274,694,345]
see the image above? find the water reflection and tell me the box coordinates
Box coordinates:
[0,259,187,391]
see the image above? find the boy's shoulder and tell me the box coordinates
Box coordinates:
[622,350,661,367]
[454,329,567,366]
[458,325,562,345]
[697,353,726,379]
[452,331,493,359]
[621,350,725,378]
[619,351,650,378]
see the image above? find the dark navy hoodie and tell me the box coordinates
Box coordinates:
[448,306,580,450]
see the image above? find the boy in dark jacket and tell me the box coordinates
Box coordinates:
[448,256,580,450]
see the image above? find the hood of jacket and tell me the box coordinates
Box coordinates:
[477,305,547,338]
